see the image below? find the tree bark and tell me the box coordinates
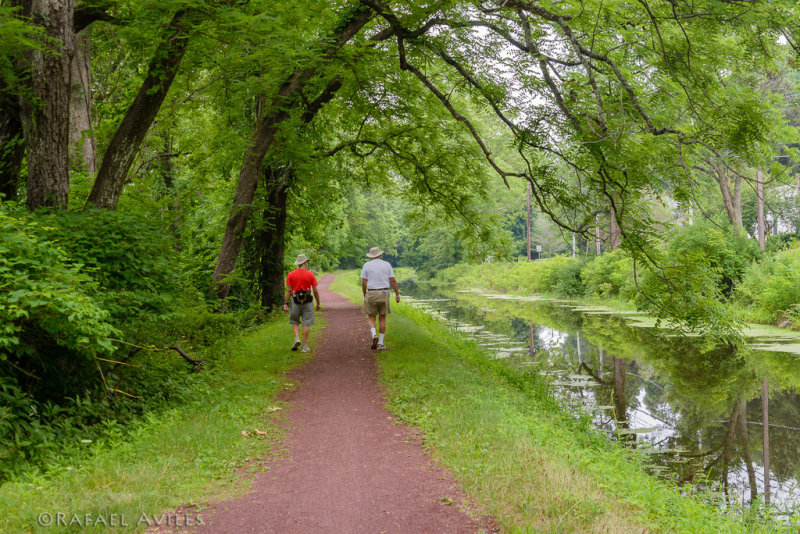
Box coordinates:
[0,97,24,201]
[69,33,96,173]
[757,167,766,250]
[710,160,742,227]
[19,0,76,210]
[526,182,531,260]
[86,9,192,209]
[595,213,602,255]
[213,6,372,298]
[609,202,621,250]
[256,165,292,308]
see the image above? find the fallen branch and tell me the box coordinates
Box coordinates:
[166,344,205,371]
[105,338,205,372]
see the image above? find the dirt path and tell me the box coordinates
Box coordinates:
[191,274,495,533]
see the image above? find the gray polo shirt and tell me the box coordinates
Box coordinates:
[360,259,395,289]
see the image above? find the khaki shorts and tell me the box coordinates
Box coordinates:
[363,290,391,316]
[289,301,315,326]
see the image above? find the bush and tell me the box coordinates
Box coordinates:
[666,222,761,298]
[434,257,583,298]
[0,205,119,387]
[735,244,800,325]
[580,249,636,299]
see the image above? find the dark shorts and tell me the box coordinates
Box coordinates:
[289,301,315,326]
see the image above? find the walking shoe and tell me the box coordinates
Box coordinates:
[371,336,379,350]
[291,340,301,351]
[300,345,311,353]
[377,343,388,350]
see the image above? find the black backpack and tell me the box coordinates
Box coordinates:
[292,289,313,304]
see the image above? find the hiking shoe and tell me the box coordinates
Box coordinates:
[300,345,311,353]
[377,343,388,350]
[291,340,301,351]
[371,336,378,350]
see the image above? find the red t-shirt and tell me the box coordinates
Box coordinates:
[286,268,318,292]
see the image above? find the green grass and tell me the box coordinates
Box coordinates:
[331,271,792,533]
[0,313,318,534]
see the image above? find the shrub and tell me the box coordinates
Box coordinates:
[666,222,761,298]
[580,249,636,299]
[735,244,800,325]
[0,204,119,388]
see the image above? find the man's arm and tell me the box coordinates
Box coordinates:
[362,278,368,296]
[313,286,321,310]
[389,277,400,302]
[283,285,292,312]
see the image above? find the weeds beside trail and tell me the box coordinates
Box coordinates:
[0,316,317,534]
[331,272,789,533]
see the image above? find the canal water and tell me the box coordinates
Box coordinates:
[401,281,800,516]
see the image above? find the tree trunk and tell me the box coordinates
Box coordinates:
[526,182,531,260]
[19,0,75,210]
[213,6,372,298]
[796,173,800,234]
[595,213,602,255]
[711,161,743,227]
[0,98,24,201]
[757,167,766,250]
[69,33,96,173]
[256,165,291,308]
[609,202,621,250]
[86,9,192,209]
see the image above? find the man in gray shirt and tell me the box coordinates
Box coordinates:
[360,247,400,350]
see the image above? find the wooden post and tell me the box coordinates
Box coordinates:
[757,167,766,250]
[763,378,770,506]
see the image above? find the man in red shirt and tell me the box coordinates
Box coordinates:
[282,254,321,352]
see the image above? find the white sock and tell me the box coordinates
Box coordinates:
[294,337,300,342]
[370,328,376,337]
[378,333,385,344]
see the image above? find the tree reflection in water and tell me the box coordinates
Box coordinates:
[403,283,800,515]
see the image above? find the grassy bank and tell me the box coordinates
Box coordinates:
[332,272,790,533]
[0,314,316,534]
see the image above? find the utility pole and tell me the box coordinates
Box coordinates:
[526,182,532,260]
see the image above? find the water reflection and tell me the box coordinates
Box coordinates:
[403,283,800,516]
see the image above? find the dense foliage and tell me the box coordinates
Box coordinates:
[2,0,800,498]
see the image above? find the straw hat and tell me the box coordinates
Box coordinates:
[366,247,383,259]
[294,253,310,266]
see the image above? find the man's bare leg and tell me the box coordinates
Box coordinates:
[368,315,378,348]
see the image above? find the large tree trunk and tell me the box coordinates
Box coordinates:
[711,160,743,228]
[19,0,76,210]
[256,165,292,308]
[213,6,372,298]
[69,33,96,173]
[0,97,24,201]
[86,9,191,209]
[609,201,621,250]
